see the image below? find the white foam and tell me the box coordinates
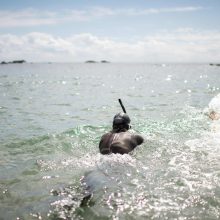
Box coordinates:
[208,93,220,113]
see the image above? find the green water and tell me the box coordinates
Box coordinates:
[0,63,220,219]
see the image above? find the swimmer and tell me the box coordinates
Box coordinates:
[99,112,144,154]
[208,110,220,120]
[207,93,220,120]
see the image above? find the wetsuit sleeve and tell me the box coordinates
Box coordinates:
[99,133,112,154]
[134,134,144,145]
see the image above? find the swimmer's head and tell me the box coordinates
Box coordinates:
[113,112,131,130]
[208,93,220,120]
[209,111,220,120]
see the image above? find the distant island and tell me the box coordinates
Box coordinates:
[100,60,110,63]
[1,60,26,65]
[1,60,111,64]
[85,60,110,63]
[209,63,220,66]
[85,60,97,63]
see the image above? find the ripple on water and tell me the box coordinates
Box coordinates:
[50,111,220,220]
[1,98,220,219]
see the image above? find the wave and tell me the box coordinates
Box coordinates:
[2,105,219,220]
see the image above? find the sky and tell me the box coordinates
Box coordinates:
[0,0,220,63]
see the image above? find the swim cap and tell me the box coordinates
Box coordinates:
[113,112,131,126]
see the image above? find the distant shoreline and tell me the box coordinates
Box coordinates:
[1,60,26,65]
[85,60,110,63]
[1,60,219,66]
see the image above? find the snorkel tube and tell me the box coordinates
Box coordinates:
[118,99,127,113]
[117,99,131,130]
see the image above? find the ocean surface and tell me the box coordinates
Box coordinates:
[0,63,220,220]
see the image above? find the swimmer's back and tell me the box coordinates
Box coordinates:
[99,131,143,155]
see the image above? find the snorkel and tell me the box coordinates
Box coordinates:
[118,99,126,113]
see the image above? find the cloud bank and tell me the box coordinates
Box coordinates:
[0,29,219,63]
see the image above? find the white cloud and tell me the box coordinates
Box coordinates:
[108,6,203,16]
[0,29,219,63]
[0,9,58,27]
[0,6,204,27]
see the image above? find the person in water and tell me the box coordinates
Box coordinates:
[99,112,144,154]
[207,93,220,120]
[208,110,220,120]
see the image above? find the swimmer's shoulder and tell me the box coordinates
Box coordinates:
[127,130,144,145]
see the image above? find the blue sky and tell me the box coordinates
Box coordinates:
[0,0,220,62]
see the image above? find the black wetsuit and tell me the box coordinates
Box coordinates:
[99,130,144,154]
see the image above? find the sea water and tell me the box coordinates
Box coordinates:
[0,63,220,219]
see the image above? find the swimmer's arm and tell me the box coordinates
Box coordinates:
[99,133,111,154]
[99,133,107,148]
[134,134,144,145]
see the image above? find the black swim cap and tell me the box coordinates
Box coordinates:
[113,112,131,126]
